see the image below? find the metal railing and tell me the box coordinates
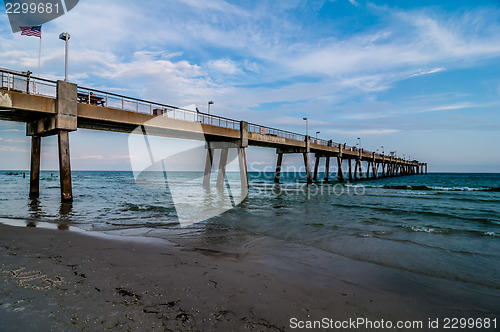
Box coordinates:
[248,123,306,142]
[0,67,417,162]
[76,85,241,130]
[0,68,57,98]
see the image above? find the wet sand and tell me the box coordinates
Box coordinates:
[0,223,499,331]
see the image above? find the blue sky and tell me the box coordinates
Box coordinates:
[1,0,500,172]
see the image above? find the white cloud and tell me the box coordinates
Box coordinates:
[0,146,28,152]
[410,67,445,77]
[330,129,401,135]
[207,58,242,75]
[348,0,359,7]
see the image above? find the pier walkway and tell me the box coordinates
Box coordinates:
[0,68,427,201]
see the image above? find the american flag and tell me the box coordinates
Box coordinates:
[20,26,42,38]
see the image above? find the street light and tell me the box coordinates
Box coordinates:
[357,137,361,150]
[59,32,70,81]
[208,101,214,114]
[381,145,384,154]
[303,117,308,137]
[315,131,320,140]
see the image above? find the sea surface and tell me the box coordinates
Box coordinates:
[1,171,499,291]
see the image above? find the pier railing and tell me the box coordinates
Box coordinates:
[76,85,241,130]
[0,67,390,159]
[0,68,57,98]
[248,123,306,141]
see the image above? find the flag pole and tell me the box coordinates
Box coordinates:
[37,26,42,94]
[38,35,41,78]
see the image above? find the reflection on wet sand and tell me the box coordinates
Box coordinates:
[25,198,74,230]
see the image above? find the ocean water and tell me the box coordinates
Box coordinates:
[0,171,499,291]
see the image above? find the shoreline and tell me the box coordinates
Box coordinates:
[1,222,499,331]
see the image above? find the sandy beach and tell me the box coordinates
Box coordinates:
[1,222,498,331]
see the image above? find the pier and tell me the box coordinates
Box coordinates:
[0,68,427,201]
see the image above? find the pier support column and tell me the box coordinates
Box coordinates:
[425,164,428,174]
[372,162,378,178]
[325,156,330,181]
[337,156,344,181]
[216,148,229,189]
[58,130,73,202]
[366,161,371,178]
[303,152,312,184]
[238,147,249,194]
[274,153,283,183]
[313,155,320,182]
[348,159,352,180]
[27,81,77,200]
[203,147,214,189]
[29,136,41,198]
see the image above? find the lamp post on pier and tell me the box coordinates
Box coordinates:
[59,32,70,81]
[208,100,214,114]
[303,117,308,137]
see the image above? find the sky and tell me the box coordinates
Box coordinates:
[1,0,500,172]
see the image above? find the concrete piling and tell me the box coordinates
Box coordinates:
[337,157,344,181]
[203,147,214,189]
[313,155,320,182]
[29,136,41,198]
[216,148,229,189]
[303,152,312,184]
[58,130,73,202]
[238,147,249,195]
[274,152,283,183]
[324,157,330,182]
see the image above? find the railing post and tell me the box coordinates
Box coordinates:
[26,72,31,94]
